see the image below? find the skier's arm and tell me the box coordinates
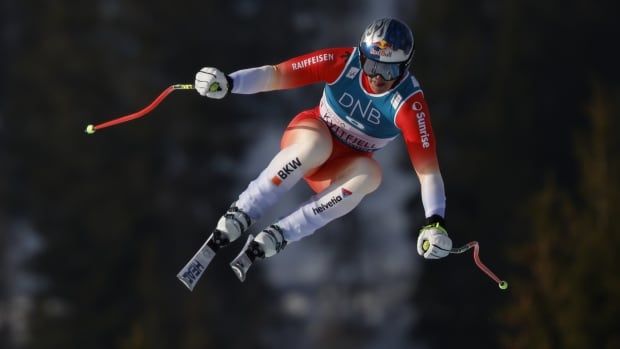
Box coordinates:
[395,91,446,219]
[229,47,352,94]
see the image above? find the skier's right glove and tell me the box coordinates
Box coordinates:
[195,67,233,99]
[417,215,452,259]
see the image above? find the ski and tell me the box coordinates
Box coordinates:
[177,239,216,291]
[230,235,256,282]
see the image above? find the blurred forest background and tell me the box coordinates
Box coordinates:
[1,0,619,348]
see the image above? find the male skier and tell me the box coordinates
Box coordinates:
[193,17,452,282]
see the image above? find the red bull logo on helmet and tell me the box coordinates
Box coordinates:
[370,39,393,57]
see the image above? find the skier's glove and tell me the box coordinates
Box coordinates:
[417,215,452,259]
[195,67,233,99]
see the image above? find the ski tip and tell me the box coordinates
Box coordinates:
[231,264,246,282]
[176,242,216,291]
[177,273,196,291]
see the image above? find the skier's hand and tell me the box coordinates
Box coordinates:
[195,67,232,99]
[417,215,452,259]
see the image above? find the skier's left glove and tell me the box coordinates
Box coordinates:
[417,215,452,259]
[195,67,234,99]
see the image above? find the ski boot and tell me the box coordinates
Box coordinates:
[230,224,287,282]
[206,203,254,252]
[177,202,253,290]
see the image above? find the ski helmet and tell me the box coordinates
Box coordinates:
[359,18,414,81]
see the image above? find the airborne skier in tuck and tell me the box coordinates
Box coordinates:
[181,17,452,286]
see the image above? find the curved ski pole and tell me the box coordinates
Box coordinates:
[85,84,195,134]
[450,241,508,290]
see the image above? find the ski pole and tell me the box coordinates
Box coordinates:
[84,83,198,134]
[449,241,508,290]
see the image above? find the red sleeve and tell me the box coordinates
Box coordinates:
[270,47,353,90]
[395,91,441,175]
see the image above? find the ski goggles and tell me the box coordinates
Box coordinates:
[360,55,405,81]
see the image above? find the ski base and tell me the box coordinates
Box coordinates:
[177,239,216,291]
[230,235,255,282]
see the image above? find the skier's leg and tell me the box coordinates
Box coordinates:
[271,155,382,245]
[208,110,332,250]
[179,109,332,288]
[236,111,333,220]
[231,155,382,281]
